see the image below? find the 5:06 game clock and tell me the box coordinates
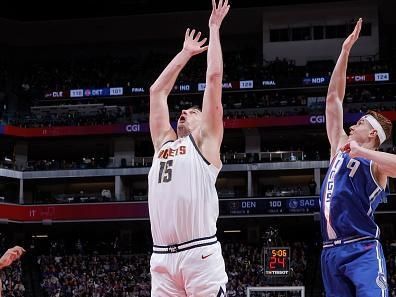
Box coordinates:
[264,247,290,276]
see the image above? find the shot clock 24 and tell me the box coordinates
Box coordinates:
[264,247,290,276]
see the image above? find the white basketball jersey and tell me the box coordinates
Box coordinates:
[148,134,221,246]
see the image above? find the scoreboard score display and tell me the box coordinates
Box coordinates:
[264,247,290,276]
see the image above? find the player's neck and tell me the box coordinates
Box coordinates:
[360,141,376,151]
[177,130,190,138]
[177,127,198,139]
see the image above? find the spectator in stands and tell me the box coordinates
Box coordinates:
[308,178,317,195]
[101,189,112,201]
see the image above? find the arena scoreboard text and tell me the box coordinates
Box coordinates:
[264,247,290,276]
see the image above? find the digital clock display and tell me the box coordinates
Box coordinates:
[264,247,290,276]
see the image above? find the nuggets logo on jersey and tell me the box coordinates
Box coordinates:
[157,145,186,159]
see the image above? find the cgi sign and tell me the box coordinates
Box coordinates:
[125,124,141,133]
[309,115,325,124]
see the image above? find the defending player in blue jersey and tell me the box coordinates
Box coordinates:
[321,18,396,297]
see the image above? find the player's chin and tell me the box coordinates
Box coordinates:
[177,125,188,136]
[177,124,185,132]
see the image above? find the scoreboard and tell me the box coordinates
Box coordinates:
[221,197,319,216]
[264,247,290,276]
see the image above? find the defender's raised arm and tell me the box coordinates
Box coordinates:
[326,18,362,157]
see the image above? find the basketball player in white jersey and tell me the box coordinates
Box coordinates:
[148,0,229,296]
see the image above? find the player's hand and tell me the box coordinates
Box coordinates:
[0,246,26,269]
[342,18,362,53]
[341,140,362,158]
[209,0,230,29]
[182,28,208,56]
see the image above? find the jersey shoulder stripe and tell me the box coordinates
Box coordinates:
[188,134,210,165]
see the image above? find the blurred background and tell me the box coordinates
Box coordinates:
[0,0,395,296]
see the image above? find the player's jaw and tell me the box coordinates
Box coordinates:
[348,120,370,144]
[348,126,362,143]
[176,110,201,138]
[177,112,189,137]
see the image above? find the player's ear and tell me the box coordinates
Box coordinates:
[368,129,380,147]
[368,129,377,138]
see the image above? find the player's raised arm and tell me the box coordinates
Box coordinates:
[326,18,362,157]
[201,0,230,149]
[149,29,208,151]
[0,246,25,270]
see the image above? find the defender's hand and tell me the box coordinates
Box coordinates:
[342,18,362,53]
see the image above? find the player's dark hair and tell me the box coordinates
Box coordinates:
[188,105,201,112]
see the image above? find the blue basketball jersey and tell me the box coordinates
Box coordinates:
[320,151,387,243]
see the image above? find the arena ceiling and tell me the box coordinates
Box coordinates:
[0,0,353,21]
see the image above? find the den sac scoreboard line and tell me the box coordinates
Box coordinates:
[221,195,394,216]
[222,197,319,216]
[264,247,291,276]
